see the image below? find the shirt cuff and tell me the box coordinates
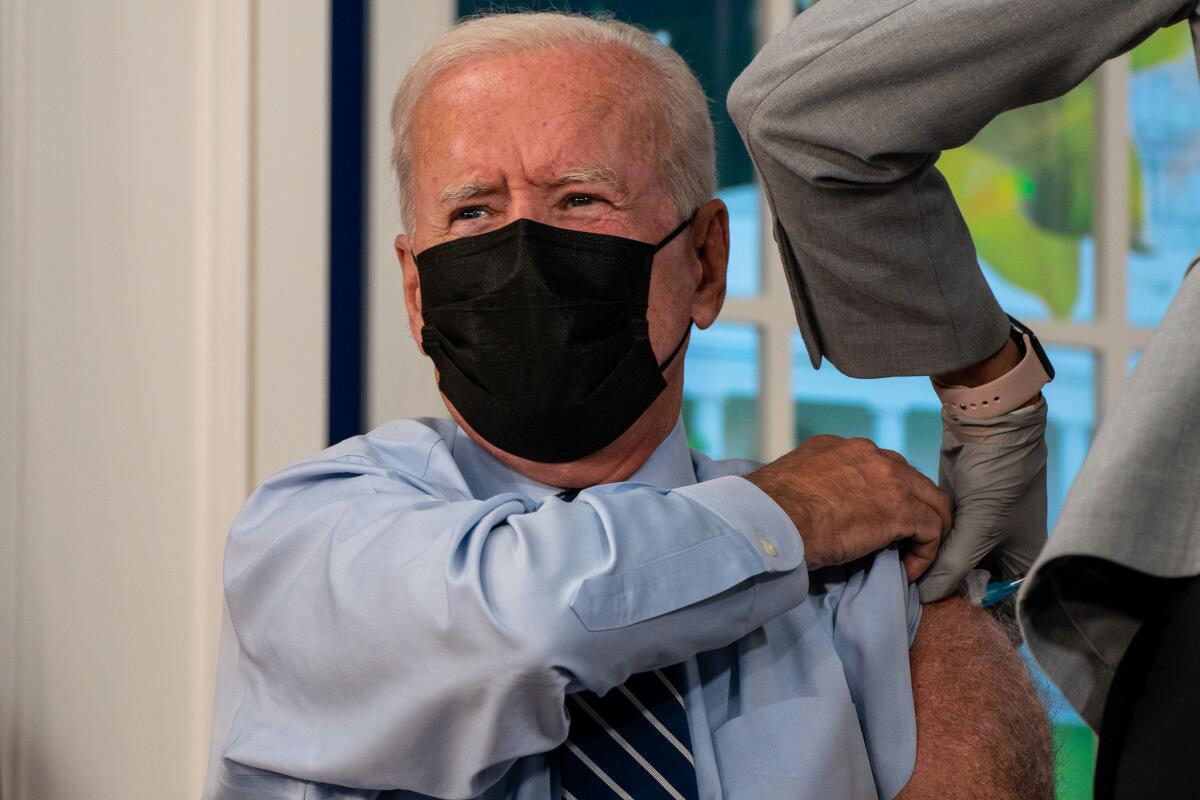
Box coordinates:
[672,475,805,573]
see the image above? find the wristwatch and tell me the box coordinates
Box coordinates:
[932,316,1054,419]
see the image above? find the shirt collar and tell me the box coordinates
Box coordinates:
[450,417,697,502]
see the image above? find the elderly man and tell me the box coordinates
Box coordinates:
[204,12,1051,800]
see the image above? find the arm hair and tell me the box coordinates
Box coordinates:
[896,597,1054,800]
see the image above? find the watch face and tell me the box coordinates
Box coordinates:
[1029,334,1055,381]
[1008,315,1055,381]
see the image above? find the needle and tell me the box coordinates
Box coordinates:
[981,577,1025,608]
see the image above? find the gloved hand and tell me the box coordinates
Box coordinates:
[917,398,1049,603]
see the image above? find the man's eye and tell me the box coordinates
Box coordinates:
[454,207,487,221]
[566,194,595,208]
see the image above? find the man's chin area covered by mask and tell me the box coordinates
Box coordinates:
[440,371,686,490]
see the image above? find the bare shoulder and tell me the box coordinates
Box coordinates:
[897,597,1054,800]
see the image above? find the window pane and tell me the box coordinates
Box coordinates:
[683,323,760,460]
[721,183,762,297]
[791,335,1094,530]
[789,337,931,466]
[456,0,762,298]
[1128,23,1200,326]
[1039,346,1095,529]
[941,83,1098,323]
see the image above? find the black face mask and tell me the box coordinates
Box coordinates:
[415,214,695,463]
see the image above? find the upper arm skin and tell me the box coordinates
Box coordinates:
[897,598,1054,800]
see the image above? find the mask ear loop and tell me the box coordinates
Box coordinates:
[651,209,700,372]
[657,323,692,371]
[653,209,699,251]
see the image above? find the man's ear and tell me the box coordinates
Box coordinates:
[396,233,425,354]
[689,198,729,330]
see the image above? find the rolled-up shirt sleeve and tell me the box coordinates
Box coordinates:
[219,430,806,797]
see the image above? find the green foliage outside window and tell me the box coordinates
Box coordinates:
[940,25,1192,318]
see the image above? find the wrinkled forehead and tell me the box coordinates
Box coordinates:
[409,46,665,197]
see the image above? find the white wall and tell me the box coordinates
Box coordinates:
[366,0,455,428]
[0,0,329,796]
[255,0,331,483]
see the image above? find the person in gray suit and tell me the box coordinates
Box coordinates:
[729,0,1200,793]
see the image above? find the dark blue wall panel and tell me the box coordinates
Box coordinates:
[329,0,368,445]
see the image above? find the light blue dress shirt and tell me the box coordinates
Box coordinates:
[204,418,920,800]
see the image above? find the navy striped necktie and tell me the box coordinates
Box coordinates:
[558,665,700,800]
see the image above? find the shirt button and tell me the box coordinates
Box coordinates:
[761,538,778,558]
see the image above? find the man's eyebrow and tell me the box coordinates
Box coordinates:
[437,167,626,207]
[550,166,626,192]
[439,181,495,207]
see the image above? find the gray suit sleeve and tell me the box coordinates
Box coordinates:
[728,0,1197,377]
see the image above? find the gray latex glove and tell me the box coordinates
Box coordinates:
[917,399,1049,602]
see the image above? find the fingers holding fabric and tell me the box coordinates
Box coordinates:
[903,499,951,583]
[746,435,951,579]
[918,402,1050,603]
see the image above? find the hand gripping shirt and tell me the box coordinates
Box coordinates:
[204,418,921,800]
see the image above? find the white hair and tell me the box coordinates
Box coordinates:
[390,11,716,231]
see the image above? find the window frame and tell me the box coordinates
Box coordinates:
[716,0,1153,461]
